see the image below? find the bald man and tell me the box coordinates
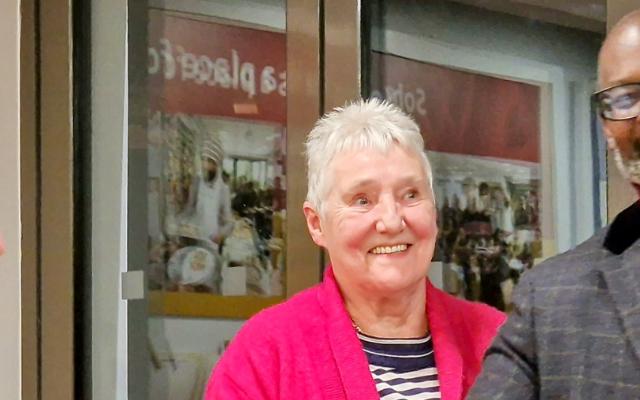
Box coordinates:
[469,11,640,400]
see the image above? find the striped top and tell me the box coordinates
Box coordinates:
[358,332,441,400]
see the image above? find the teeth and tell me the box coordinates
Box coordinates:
[371,244,408,254]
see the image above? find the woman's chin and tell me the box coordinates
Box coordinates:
[366,270,426,294]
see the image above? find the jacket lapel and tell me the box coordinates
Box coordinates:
[319,268,469,399]
[426,283,463,400]
[318,267,380,400]
[599,241,640,363]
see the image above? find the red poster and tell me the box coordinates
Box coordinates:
[148,10,286,124]
[370,52,540,163]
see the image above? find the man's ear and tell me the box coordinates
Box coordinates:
[303,201,326,248]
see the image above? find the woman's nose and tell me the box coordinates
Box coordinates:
[375,197,404,234]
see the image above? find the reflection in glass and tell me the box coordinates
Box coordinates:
[146,9,287,299]
[141,3,287,399]
[366,0,604,311]
[147,113,285,297]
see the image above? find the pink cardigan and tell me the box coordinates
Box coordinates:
[206,267,505,399]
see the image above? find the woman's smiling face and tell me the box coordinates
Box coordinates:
[308,145,438,294]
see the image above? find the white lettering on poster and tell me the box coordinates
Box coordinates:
[148,38,286,99]
[371,84,427,117]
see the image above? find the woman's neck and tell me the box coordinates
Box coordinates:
[344,280,428,338]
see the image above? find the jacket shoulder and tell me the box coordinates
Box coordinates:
[429,286,506,395]
[518,229,609,288]
[210,285,323,383]
[236,284,322,340]
[430,286,506,355]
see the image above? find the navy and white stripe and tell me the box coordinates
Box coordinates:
[359,332,441,399]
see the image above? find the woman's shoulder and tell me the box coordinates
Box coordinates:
[428,284,506,370]
[213,283,327,382]
[234,283,324,341]
[207,283,334,399]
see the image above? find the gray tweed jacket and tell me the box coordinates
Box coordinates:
[468,201,640,399]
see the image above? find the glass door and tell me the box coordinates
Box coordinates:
[138,4,290,398]
[91,0,321,399]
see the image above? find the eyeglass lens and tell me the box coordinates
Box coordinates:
[598,83,640,120]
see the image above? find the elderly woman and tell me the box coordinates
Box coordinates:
[206,99,505,400]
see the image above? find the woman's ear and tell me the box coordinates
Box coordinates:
[303,201,326,248]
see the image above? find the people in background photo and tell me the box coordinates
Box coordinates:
[184,122,233,247]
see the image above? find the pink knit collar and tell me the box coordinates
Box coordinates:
[316,266,464,399]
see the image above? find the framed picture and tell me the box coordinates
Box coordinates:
[146,9,287,318]
[370,51,545,311]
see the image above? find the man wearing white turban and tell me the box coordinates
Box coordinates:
[186,127,233,246]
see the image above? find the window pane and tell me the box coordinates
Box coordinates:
[365,0,605,311]
[139,2,286,399]
[147,6,287,298]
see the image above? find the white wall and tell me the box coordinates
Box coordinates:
[0,0,21,399]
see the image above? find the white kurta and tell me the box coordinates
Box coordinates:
[195,176,232,241]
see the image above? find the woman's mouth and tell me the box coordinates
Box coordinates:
[369,244,410,255]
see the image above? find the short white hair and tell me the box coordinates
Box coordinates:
[304,98,434,212]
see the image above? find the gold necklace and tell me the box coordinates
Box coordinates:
[352,319,429,337]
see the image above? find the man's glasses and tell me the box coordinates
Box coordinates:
[593,83,640,121]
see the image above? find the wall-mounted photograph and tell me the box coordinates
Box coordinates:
[145,9,287,318]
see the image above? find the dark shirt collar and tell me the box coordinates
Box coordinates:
[603,199,640,255]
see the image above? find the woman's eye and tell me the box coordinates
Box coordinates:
[354,196,369,206]
[404,190,418,200]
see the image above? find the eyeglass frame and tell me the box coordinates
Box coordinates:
[592,82,640,121]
